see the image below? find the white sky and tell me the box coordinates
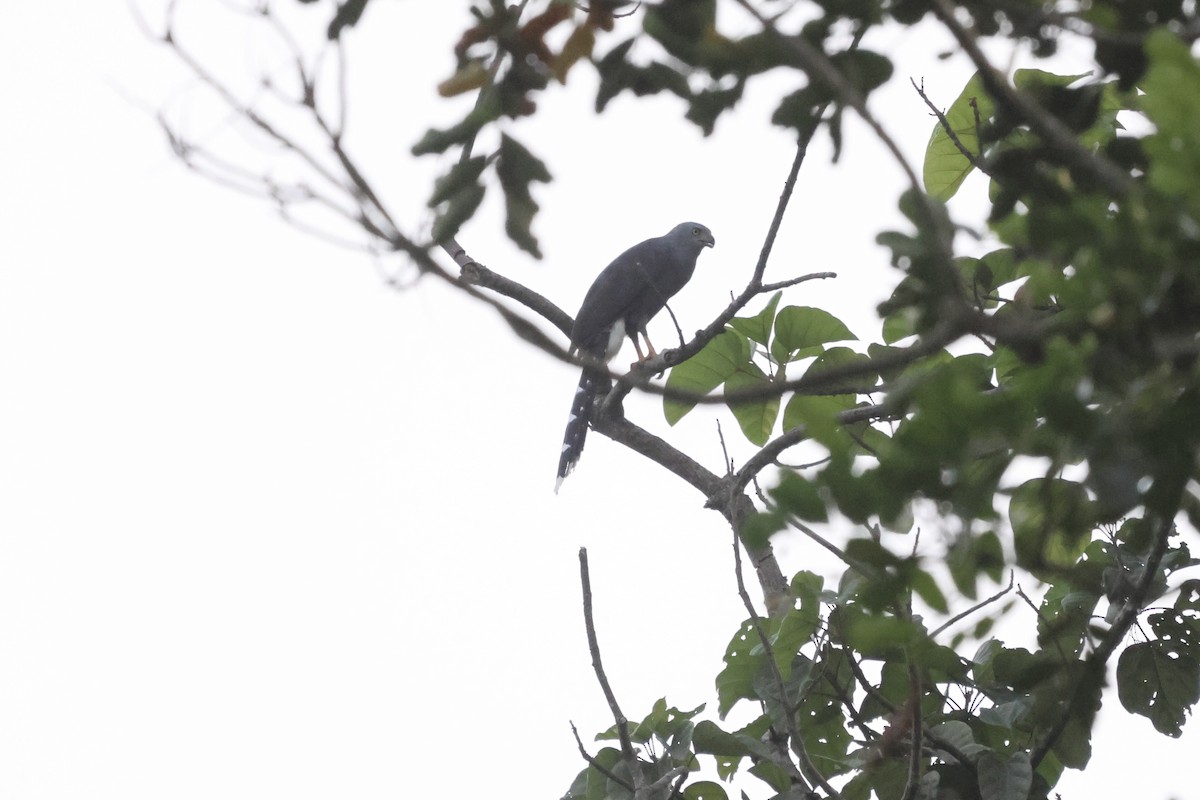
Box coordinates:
[0,2,1193,798]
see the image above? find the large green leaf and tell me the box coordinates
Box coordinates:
[683,781,728,800]
[772,471,828,522]
[1009,478,1094,575]
[496,134,551,257]
[429,183,484,243]
[664,330,749,424]
[692,720,751,758]
[782,393,855,440]
[1141,31,1200,213]
[716,619,764,717]
[724,361,780,446]
[772,306,857,363]
[728,291,781,346]
[427,156,487,206]
[977,751,1033,800]
[922,71,993,201]
[1117,612,1200,737]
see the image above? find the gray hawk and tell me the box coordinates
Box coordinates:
[555,222,716,492]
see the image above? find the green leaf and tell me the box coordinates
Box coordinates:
[837,49,894,96]
[683,781,728,800]
[772,85,827,138]
[429,182,485,243]
[1117,638,1200,737]
[724,362,780,445]
[496,134,552,257]
[803,347,874,390]
[772,306,857,362]
[428,156,488,206]
[412,93,503,156]
[842,612,919,656]
[748,760,792,793]
[1009,478,1094,575]
[1142,31,1200,213]
[685,79,745,134]
[728,291,781,346]
[740,510,785,551]
[326,0,371,39]
[782,393,854,442]
[930,721,989,760]
[716,620,763,717]
[664,330,749,424]
[693,720,750,757]
[1012,69,1090,90]
[922,71,994,201]
[768,614,819,678]
[772,471,828,522]
[881,308,918,343]
[911,568,949,614]
[946,529,1005,598]
[977,751,1033,800]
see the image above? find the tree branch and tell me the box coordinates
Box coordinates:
[1030,517,1176,767]
[569,720,635,793]
[578,548,641,789]
[929,571,1015,639]
[728,527,838,799]
[590,414,791,610]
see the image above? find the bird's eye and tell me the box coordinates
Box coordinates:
[692,226,701,235]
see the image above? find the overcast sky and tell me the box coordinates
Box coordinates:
[0,2,1193,798]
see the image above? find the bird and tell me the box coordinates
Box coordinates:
[555,221,716,493]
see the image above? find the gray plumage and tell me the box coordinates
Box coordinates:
[555,222,715,492]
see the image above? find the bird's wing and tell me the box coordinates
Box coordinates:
[570,241,662,353]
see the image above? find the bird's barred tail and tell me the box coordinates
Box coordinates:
[555,369,599,493]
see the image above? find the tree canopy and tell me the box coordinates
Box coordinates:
[154,1,1200,798]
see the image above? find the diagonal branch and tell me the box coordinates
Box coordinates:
[590,414,790,609]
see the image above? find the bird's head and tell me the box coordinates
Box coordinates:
[676,221,716,250]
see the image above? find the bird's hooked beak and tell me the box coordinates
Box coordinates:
[703,234,716,248]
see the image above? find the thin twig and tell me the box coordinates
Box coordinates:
[845,652,978,777]
[760,271,838,293]
[578,548,641,790]
[930,571,1015,638]
[899,661,924,800]
[911,76,985,172]
[569,721,635,792]
[784,516,860,572]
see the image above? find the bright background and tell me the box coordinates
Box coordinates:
[0,2,1192,798]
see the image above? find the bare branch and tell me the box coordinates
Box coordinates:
[929,571,1015,639]
[578,548,639,780]
[760,271,837,293]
